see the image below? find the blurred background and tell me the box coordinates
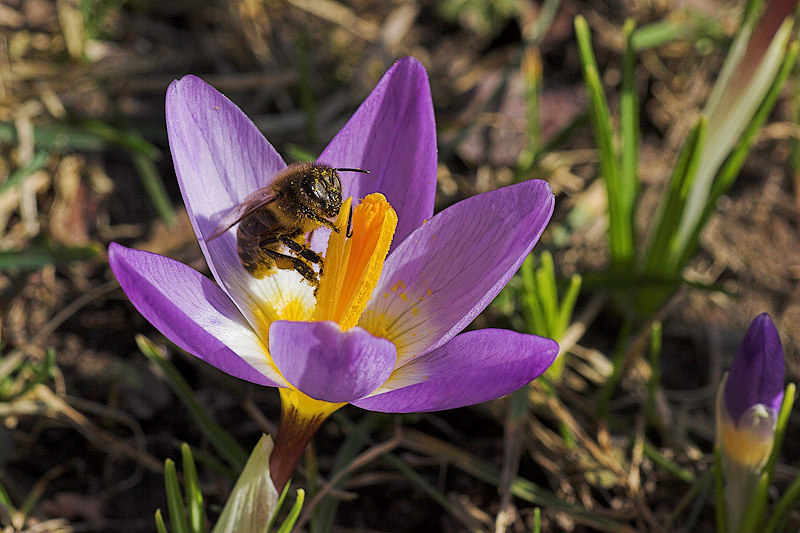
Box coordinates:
[0,0,798,531]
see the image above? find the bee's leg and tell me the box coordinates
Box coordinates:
[259,235,319,287]
[315,206,353,237]
[261,246,319,287]
[279,236,323,265]
[315,216,340,234]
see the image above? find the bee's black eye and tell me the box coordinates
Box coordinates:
[310,180,327,200]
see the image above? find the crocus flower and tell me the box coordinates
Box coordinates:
[716,313,785,530]
[108,58,557,491]
[717,313,785,469]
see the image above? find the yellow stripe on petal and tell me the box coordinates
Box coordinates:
[315,193,397,330]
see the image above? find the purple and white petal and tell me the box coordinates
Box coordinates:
[108,243,288,387]
[165,75,286,307]
[317,57,437,250]
[269,321,397,403]
[352,329,558,413]
[359,179,554,367]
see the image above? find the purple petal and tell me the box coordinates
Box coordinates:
[165,75,286,300]
[360,179,554,366]
[269,321,397,403]
[352,329,558,412]
[108,243,285,387]
[317,57,437,250]
[725,313,785,425]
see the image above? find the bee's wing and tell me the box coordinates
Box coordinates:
[206,189,276,241]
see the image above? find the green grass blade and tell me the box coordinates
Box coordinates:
[534,252,558,332]
[0,244,102,271]
[737,472,769,533]
[631,21,693,50]
[556,274,582,339]
[642,442,695,484]
[645,322,663,428]
[0,122,107,151]
[403,429,636,533]
[714,447,727,533]
[180,444,204,533]
[0,480,13,510]
[574,15,633,268]
[517,46,543,171]
[0,152,48,195]
[265,482,292,533]
[532,507,541,533]
[131,150,176,226]
[333,414,468,527]
[764,383,796,482]
[275,489,305,533]
[521,256,547,337]
[640,117,707,275]
[155,509,169,533]
[312,412,386,532]
[164,459,189,533]
[81,120,174,226]
[620,19,639,219]
[763,467,800,533]
[136,335,248,469]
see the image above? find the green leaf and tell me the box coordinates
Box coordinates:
[675,39,800,271]
[672,17,795,265]
[211,435,279,533]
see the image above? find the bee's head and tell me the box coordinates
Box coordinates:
[305,165,343,218]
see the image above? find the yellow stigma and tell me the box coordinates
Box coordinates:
[315,193,397,330]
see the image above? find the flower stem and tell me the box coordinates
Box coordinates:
[269,388,343,491]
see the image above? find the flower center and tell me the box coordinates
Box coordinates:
[314,193,397,330]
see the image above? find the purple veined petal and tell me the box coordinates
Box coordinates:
[269,321,397,403]
[315,57,437,251]
[725,313,785,425]
[108,243,287,388]
[352,329,558,413]
[359,179,554,367]
[165,75,286,303]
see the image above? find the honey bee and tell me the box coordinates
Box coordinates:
[208,162,368,287]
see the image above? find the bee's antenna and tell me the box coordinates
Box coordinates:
[336,167,370,174]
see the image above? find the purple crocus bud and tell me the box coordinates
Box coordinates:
[718,313,785,469]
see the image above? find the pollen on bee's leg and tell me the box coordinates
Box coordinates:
[315,194,397,330]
